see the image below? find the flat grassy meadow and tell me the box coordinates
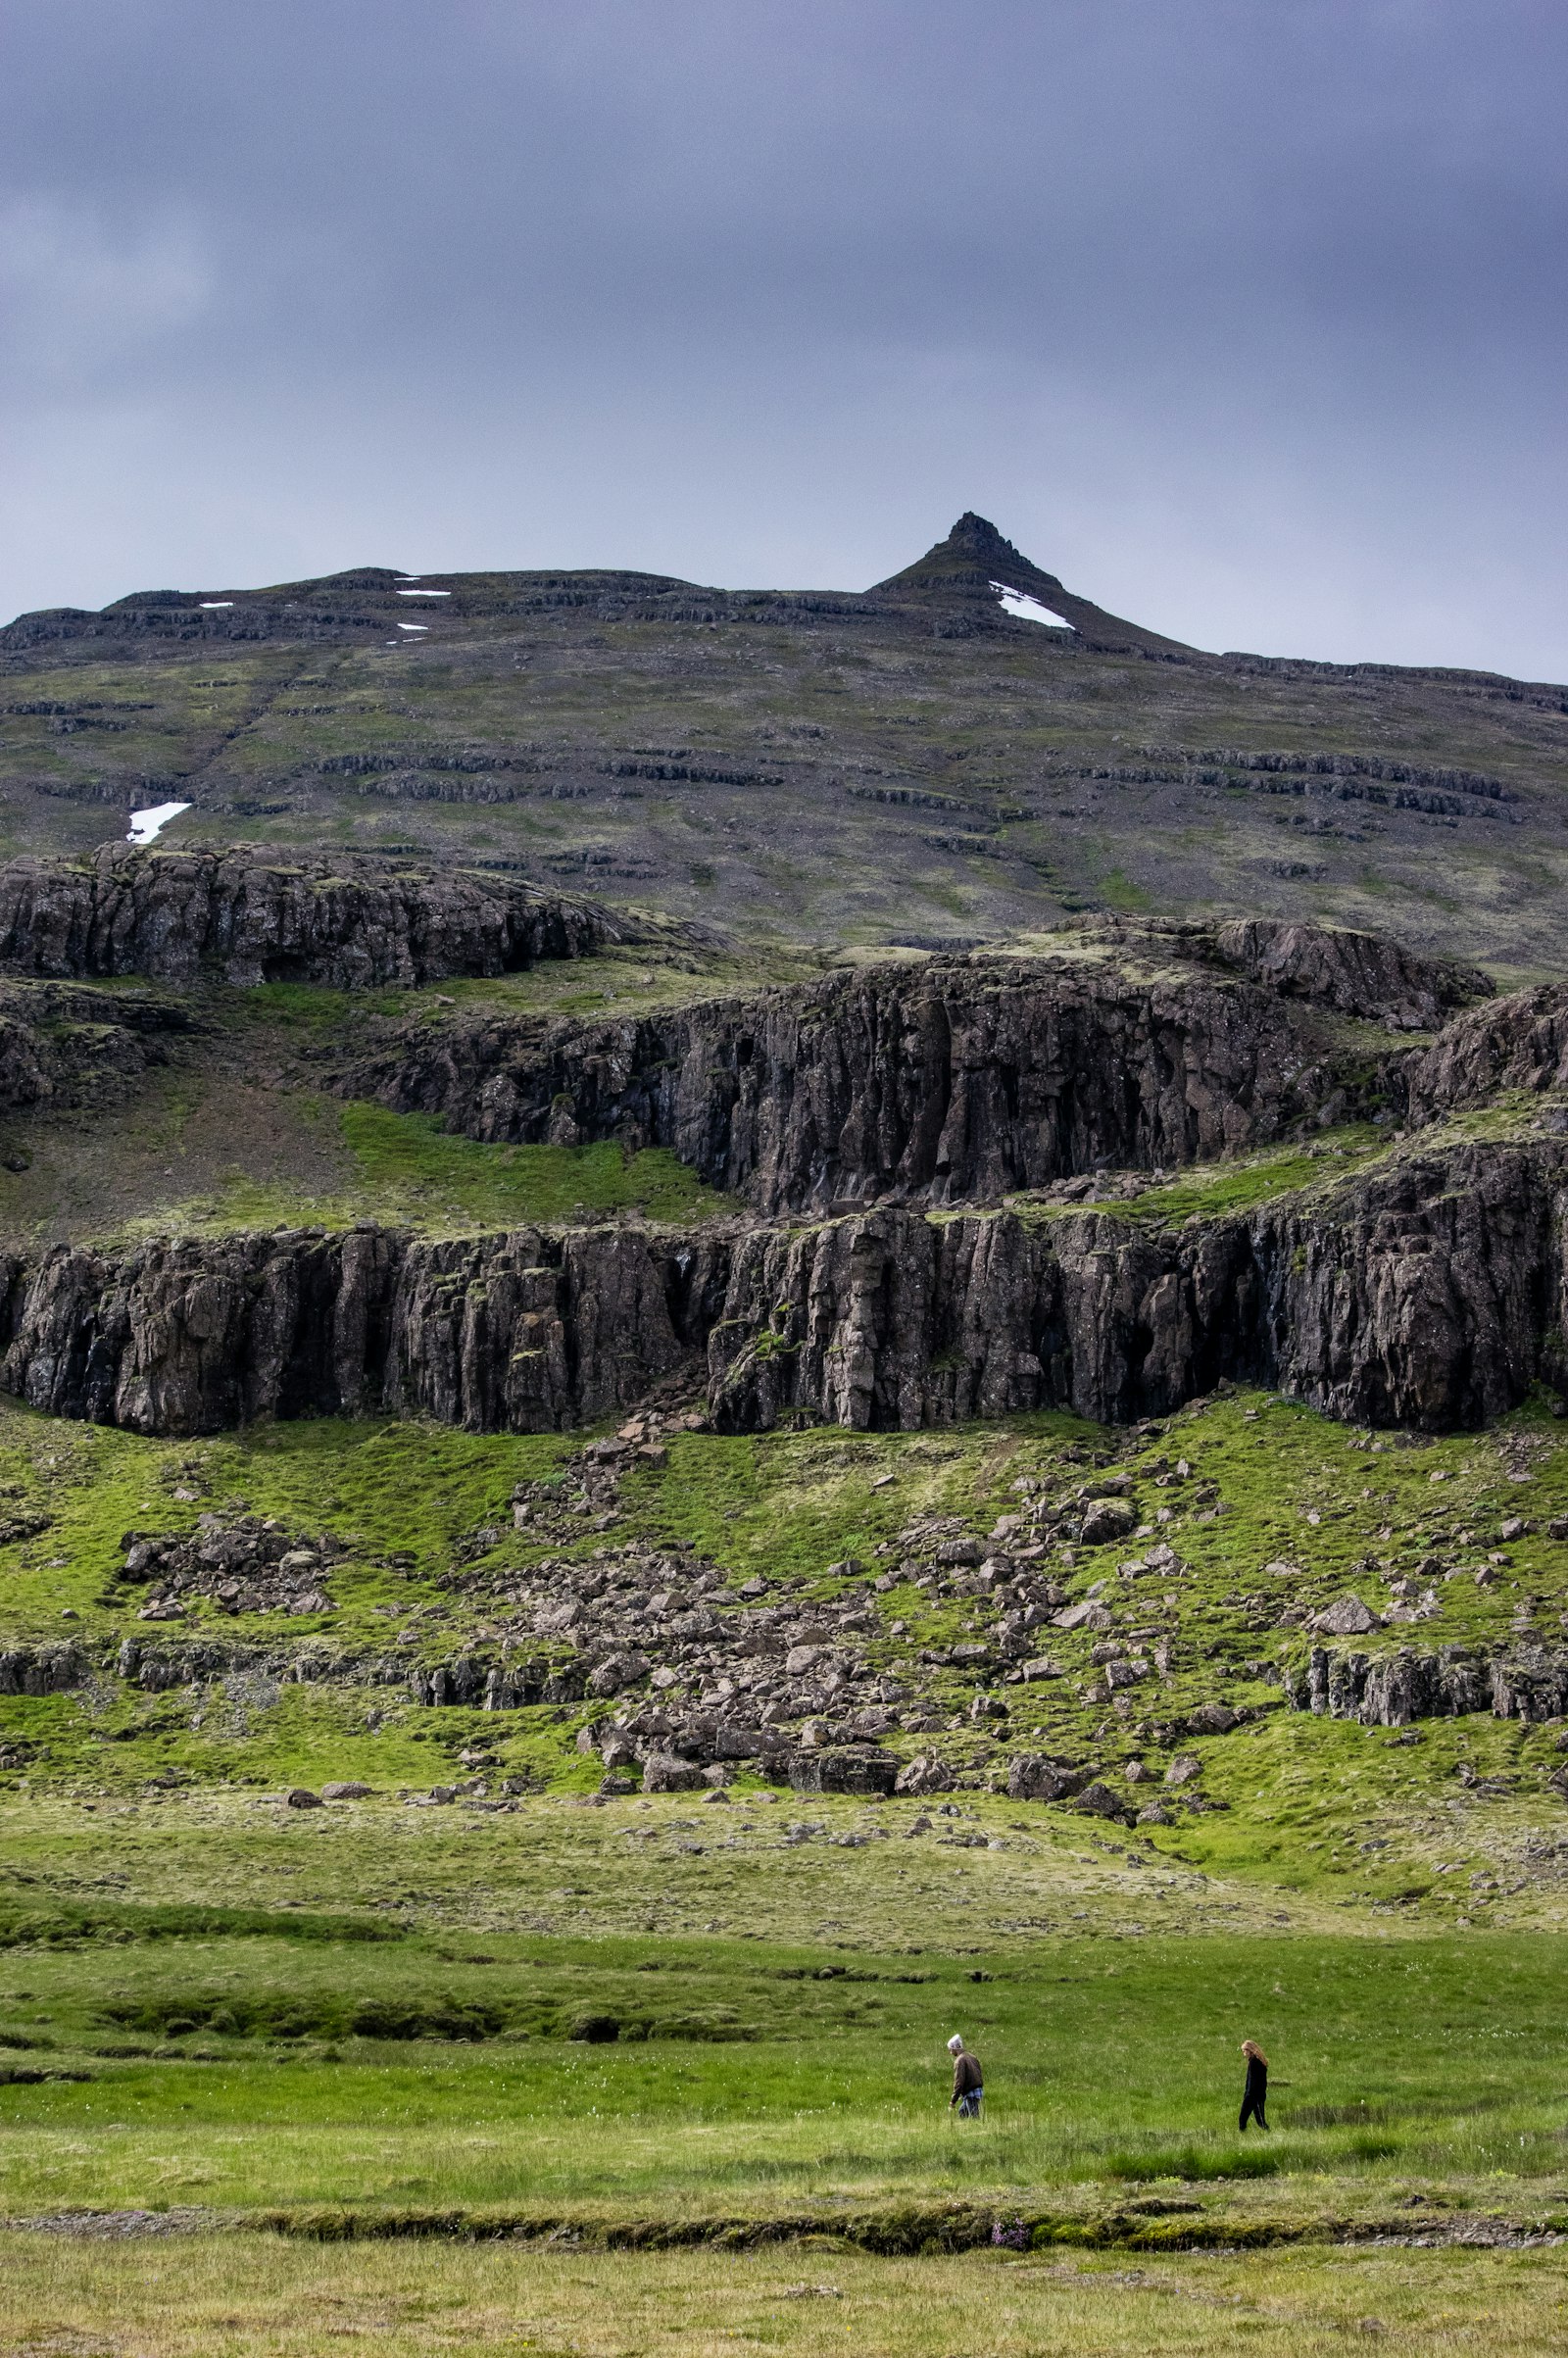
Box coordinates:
[3,2235,1566,2358]
[5,1384,1568,2344]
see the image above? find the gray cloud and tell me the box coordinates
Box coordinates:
[1,0,1564,673]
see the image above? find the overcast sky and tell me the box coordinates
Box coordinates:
[2,0,1564,675]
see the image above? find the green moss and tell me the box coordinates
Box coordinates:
[1008,1126,1390,1228]
[1099,868,1153,914]
[155,1103,734,1238]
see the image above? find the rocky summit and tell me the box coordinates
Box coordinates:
[2,517,1568,1929]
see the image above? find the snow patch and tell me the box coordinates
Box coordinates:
[991,582,1074,630]
[126,801,191,846]
[197,601,234,610]
[398,623,428,634]
[397,588,450,597]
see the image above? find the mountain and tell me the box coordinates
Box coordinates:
[4,512,1568,2221]
[1,516,1564,969]
[870,510,1196,654]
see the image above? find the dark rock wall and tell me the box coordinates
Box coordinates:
[706,1140,1567,1436]
[1,1137,1560,1440]
[1404,982,1568,1121]
[1297,1641,1568,1727]
[1212,918,1488,1031]
[0,846,629,988]
[362,953,1378,1214]
[359,922,1486,1218]
[0,1224,726,1437]
[0,981,196,1113]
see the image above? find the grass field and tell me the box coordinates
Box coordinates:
[2,1908,1568,2215]
[3,2236,1566,2358]
[5,1385,1568,2341]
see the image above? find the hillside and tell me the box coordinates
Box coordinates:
[3,514,1566,971]
[3,526,1568,2315]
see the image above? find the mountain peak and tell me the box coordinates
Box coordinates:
[870,515,1196,657]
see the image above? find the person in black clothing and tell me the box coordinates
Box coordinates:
[1239,2039,1268,2132]
[948,2033,983,2118]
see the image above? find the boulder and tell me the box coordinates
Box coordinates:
[1054,1599,1114,1633]
[1006,1755,1080,1803]
[1186,1702,1239,1736]
[1311,1594,1381,1638]
[791,1746,899,1796]
[1074,1781,1132,1823]
[641,1750,706,1793]
[894,1752,956,1796]
[319,1781,370,1801]
[710,1724,775,1759]
[1165,1753,1202,1785]
[1080,1498,1138,1547]
[586,1651,650,1697]
[284,1788,323,1809]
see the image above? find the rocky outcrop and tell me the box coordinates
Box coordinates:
[0,1133,1560,1440]
[1213,918,1489,1032]
[0,980,195,1114]
[869,511,1198,657]
[707,1138,1567,1435]
[1296,1642,1568,1727]
[1403,982,1568,1123]
[0,1642,87,1695]
[0,1223,726,1436]
[0,846,632,989]
[356,926,1437,1215]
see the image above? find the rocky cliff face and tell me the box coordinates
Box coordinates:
[0,897,1545,1446]
[0,846,632,988]
[1292,1640,1568,1728]
[706,1138,1567,1437]
[0,1133,1559,1440]
[0,1223,728,1436]
[356,918,1467,1216]
[1211,918,1488,1031]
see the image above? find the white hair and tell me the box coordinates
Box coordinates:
[947,2034,964,2052]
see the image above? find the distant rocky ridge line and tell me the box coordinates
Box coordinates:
[0,845,638,988]
[19,511,1556,692]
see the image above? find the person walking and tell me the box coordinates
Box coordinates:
[948,2033,983,2119]
[1239,2039,1268,2132]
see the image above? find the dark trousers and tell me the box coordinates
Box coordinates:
[1239,2088,1267,2132]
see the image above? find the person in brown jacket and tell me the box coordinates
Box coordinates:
[948,2033,983,2118]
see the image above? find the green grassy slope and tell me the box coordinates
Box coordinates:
[4,555,1567,966]
[1,1383,1567,2234]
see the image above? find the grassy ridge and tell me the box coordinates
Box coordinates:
[4,1388,1568,1867]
